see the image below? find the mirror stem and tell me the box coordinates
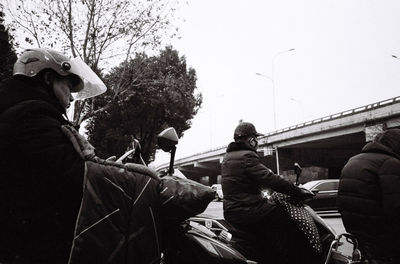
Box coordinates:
[168,146,176,175]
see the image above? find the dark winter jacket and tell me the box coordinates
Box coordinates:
[221,141,303,226]
[0,77,162,263]
[337,129,400,260]
[0,77,85,262]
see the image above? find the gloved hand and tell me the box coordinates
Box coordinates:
[294,187,315,202]
[106,156,117,161]
[61,125,96,160]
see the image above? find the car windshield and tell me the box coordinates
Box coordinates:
[317,181,339,191]
[302,181,319,190]
[302,180,339,191]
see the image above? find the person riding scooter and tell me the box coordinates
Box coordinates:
[221,121,318,264]
[0,48,161,263]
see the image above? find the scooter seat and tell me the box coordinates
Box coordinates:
[229,225,257,242]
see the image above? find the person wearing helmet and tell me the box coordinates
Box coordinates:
[0,48,162,263]
[221,121,318,264]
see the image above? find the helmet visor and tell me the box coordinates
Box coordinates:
[68,57,107,100]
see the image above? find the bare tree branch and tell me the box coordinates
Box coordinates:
[4,0,182,125]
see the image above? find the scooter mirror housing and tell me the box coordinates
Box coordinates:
[157,127,179,175]
[157,127,179,152]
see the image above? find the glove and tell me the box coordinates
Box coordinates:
[294,187,315,202]
[106,156,117,161]
[61,125,96,160]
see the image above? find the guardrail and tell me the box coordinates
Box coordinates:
[264,96,400,136]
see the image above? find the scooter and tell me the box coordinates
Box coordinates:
[122,128,363,264]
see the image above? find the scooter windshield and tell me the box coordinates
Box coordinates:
[68,57,107,100]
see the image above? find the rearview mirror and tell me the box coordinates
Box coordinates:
[157,127,179,152]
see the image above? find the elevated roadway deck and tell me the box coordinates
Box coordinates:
[158,96,400,184]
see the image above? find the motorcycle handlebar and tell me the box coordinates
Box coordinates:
[296,187,315,202]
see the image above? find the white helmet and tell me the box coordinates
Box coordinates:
[13,48,107,100]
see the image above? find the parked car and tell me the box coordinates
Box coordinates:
[301,179,339,214]
[211,184,223,201]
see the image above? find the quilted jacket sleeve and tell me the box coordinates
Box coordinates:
[244,152,303,197]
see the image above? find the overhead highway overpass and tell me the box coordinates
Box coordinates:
[157,96,400,185]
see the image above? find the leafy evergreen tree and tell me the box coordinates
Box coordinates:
[0,6,17,81]
[86,46,202,163]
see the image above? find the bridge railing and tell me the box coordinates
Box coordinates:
[264,96,400,137]
[169,96,400,165]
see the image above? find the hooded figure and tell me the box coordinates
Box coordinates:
[338,128,400,263]
[0,48,162,264]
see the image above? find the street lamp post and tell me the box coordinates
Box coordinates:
[256,48,295,131]
[256,48,295,174]
[256,72,275,129]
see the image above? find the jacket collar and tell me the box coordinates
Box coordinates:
[0,77,64,115]
[226,141,257,153]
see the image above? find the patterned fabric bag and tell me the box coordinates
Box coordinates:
[270,192,322,254]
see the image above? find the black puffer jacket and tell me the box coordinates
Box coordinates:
[0,77,85,262]
[221,141,303,226]
[337,129,400,259]
[0,77,162,263]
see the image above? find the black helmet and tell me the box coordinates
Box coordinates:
[234,122,263,140]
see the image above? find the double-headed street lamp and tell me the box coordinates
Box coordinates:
[256,48,295,131]
[256,48,295,174]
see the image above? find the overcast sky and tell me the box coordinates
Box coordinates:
[152,0,400,167]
